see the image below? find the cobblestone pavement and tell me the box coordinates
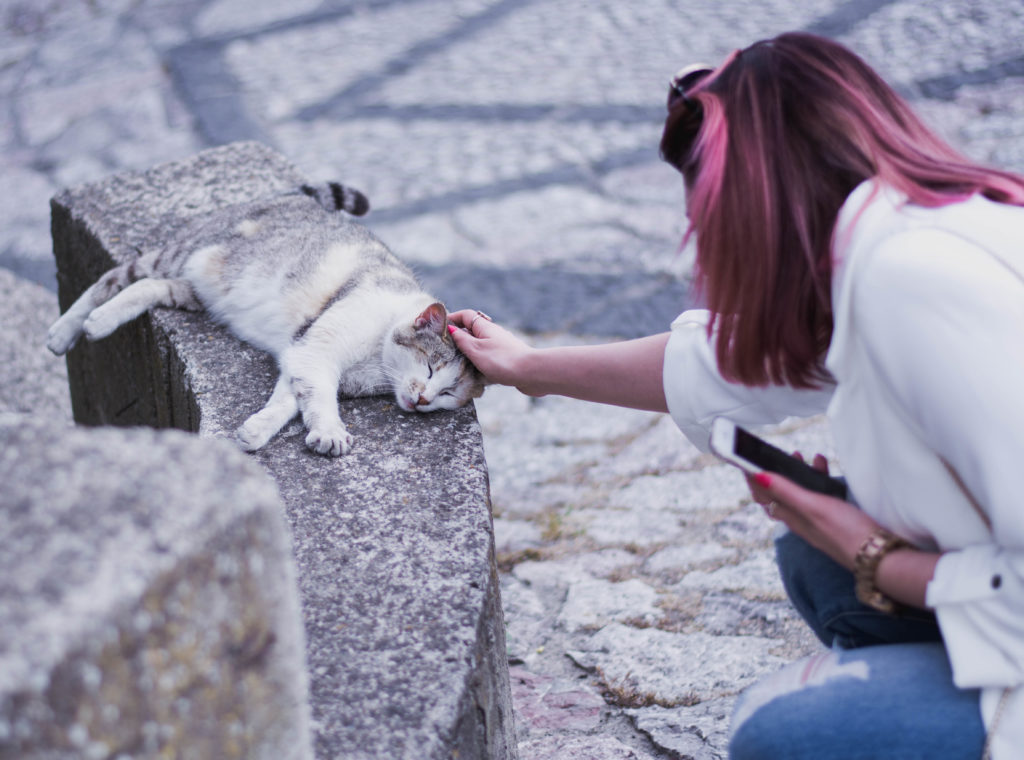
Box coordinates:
[4,1,1024,757]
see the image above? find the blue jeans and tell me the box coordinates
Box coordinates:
[728,529,986,760]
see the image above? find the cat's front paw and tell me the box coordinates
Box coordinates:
[305,425,353,457]
[46,320,81,355]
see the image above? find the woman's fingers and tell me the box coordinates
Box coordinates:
[745,472,773,504]
[447,308,496,337]
[446,307,534,390]
[746,471,782,519]
[791,450,830,474]
[447,309,476,330]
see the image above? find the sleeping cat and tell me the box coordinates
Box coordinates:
[47,183,484,456]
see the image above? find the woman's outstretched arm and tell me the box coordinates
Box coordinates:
[447,309,670,412]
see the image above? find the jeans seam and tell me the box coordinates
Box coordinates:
[822,608,939,629]
[821,609,941,650]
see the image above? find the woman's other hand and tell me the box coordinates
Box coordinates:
[750,454,940,609]
[747,452,876,571]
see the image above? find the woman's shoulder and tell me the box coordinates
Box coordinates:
[828,189,1024,374]
[841,186,1024,298]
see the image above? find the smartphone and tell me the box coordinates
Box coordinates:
[709,417,848,500]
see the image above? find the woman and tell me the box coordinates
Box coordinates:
[449,32,1024,758]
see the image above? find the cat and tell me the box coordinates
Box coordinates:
[47,182,485,456]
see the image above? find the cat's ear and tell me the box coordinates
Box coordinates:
[414,302,448,335]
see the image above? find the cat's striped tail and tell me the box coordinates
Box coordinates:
[300,182,370,216]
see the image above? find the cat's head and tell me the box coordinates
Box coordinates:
[383,302,485,413]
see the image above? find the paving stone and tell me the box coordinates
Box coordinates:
[0,269,71,420]
[599,415,705,480]
[558,578,662,632]
[373,0,840,108]
[577,505,692,549]
[644,543,739,575]
[500,577,549,662]
[513,549,640,591]
[493,516,545,553]
[0,164,59,285]
[692,593,822,654]
[19,36,163,147]
[574,469,766,549]
[519,734,660,760]
[675,549,788,600]
[708,502,780,546]
[567,623,788,703]
[197,0,322,37]
[627,700,736,760]
[224,0,495,122]
[605,465,753,514]
[509,666,606,733]
[839,1,1024,88]
[437,184,672,271]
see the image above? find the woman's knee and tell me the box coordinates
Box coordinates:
[727,650,849,759]
[728,644,985,760]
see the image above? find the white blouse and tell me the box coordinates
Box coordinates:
[662,179,1024,758]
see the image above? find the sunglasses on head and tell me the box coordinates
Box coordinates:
[668,63,713,110]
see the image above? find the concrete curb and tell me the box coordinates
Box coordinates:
[51,142,516,759]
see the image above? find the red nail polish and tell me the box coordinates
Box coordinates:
[754,472,772,488]
[447,324,457,334]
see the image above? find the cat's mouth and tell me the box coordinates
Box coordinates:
[397,393,431,413]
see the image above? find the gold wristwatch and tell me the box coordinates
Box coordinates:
[854,527,910,614]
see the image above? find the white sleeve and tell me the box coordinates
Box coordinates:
[661,309,834,451]
[854,228,1024,689]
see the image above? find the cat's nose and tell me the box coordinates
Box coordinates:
[416,394,430,406]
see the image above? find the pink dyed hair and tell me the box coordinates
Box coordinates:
[660,32,1024,388]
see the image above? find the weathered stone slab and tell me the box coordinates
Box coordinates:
[0,420,310,760]
[50,141,515,759]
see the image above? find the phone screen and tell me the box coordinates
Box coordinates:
[734,426,848,500]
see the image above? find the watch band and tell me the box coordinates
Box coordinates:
[854,527,910,614]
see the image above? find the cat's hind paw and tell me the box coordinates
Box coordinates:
[236,420,273,452]
[305,425,353,457]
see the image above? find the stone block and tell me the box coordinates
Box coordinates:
[50,142,516,759]
[0,420,311,760]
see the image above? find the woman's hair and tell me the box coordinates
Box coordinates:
[661,32,1024,388]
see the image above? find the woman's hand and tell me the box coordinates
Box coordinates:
[749,452,876,573]
[447,309,671,411]
[747,454,877,571]
[447,309,545,395]
[748,453,940,608]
